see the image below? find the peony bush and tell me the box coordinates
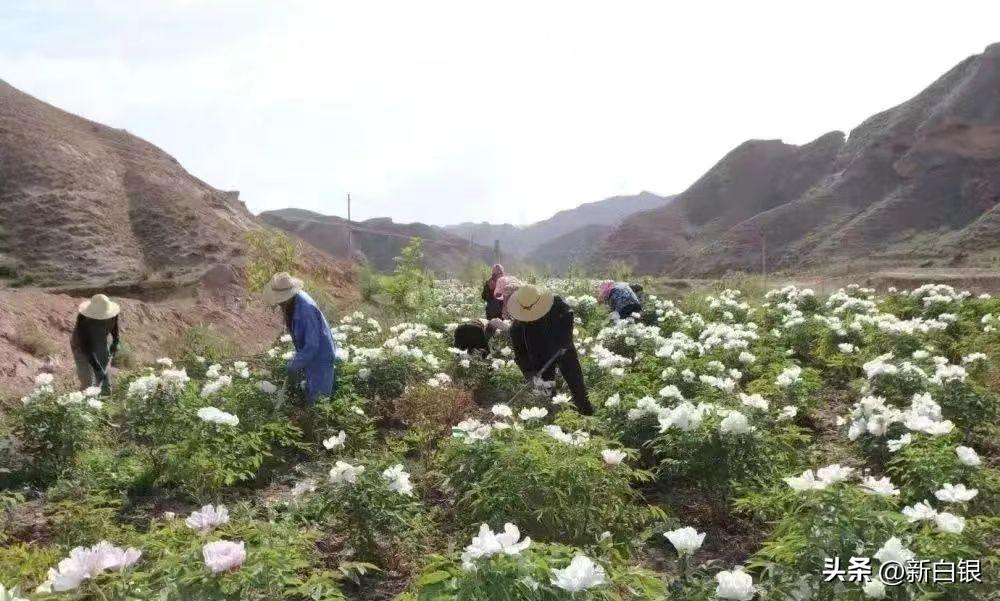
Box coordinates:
[1,279,997,599]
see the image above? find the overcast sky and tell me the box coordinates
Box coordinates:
[2,1,999,225]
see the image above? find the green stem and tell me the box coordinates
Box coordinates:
[92,582,111,601]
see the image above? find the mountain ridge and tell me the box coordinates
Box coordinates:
[443,190,675,256]
[599,43,1000,275]
[0,78,353,291]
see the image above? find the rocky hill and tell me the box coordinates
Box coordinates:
[260,208,496,272]
[444,191,674,255]
[0,78,268,289]
[601,43,1000,275]
[533,224,614,272]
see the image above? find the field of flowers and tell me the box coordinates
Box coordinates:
[1,279,998,600]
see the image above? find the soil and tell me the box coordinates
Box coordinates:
[0,274,355,401]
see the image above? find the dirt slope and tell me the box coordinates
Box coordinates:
[0,79,259,288]
[602,43,1000,275]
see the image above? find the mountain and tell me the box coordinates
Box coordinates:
[444,191,674,255]
[533,224,614,272]
[0,79,261,288]
[260,208,496,272]
[0,78,354,293]
[601,43,1000,275]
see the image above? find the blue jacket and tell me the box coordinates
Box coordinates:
[286,291,336,402]
[605,284,640,315]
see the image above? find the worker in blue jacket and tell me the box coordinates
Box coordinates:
[263,272,336,404]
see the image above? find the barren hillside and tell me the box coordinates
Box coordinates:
[602,43,1000,275]
[0,78,259,288]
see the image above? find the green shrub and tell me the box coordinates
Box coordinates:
[156,416,305,501]
[437,428,661,546]
[403,541,666,600]
[132,511,348,601]
[9,391,102,484]
[290,458,431,569]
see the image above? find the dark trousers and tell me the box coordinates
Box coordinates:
[618,303,642,319]
[454,323,490,357]
[539,346,592,415]
[485,298,502,320]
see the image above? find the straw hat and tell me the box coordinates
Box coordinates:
[507,285,555,323]
[78,294,121,320]
[262,272,303,305]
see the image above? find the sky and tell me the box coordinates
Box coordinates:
[2,1,999,226]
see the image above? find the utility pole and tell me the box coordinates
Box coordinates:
[760,230,767,281]
[493,239,501,266]
[346,193,353,259]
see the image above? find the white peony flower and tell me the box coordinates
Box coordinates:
[460,523,531,568]
[873,537,914,565]
[859,476,899,497]
[43,541,141,591]
[322,430,347,451]
[862,578,886,599]
[664,526,705,556]
[550,555,607,593]
[518,406,548,421]
[886,433,912,452]
[551,393,572,406]
[600,449,627,466]
[934,483,978,503]
[658,385,684,401]
[816,464,854,484]
[902,500,938,522]
[719,411,753,435]
[955,446,981,467]
[739,393,768,411]
[185,505,230,535]
[934,512,966,534]
[329,461,365,486]
[382,464,414,496]
[715,568,756,601]
[0,583,28,601]
[491,404,513,418]
[784,469,827,492]
[291,479,317,498]
[257,380,278,395]
[202,540,245,574]
[778,405,798,420]
[197,406,239,427]
[604,393,621,407]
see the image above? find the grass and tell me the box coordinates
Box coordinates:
[163,324,241,363]
[13,323,56,358]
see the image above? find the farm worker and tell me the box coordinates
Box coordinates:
[508,285,593,415]
[263,272,337,405]
[453,318,505,357]
[598,280,642,324]
[481,264,505,319]
[71,294,121,395]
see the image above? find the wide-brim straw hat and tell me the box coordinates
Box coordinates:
[262,272,304,305]
[508,285,555,323]
[78,294,121,320]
